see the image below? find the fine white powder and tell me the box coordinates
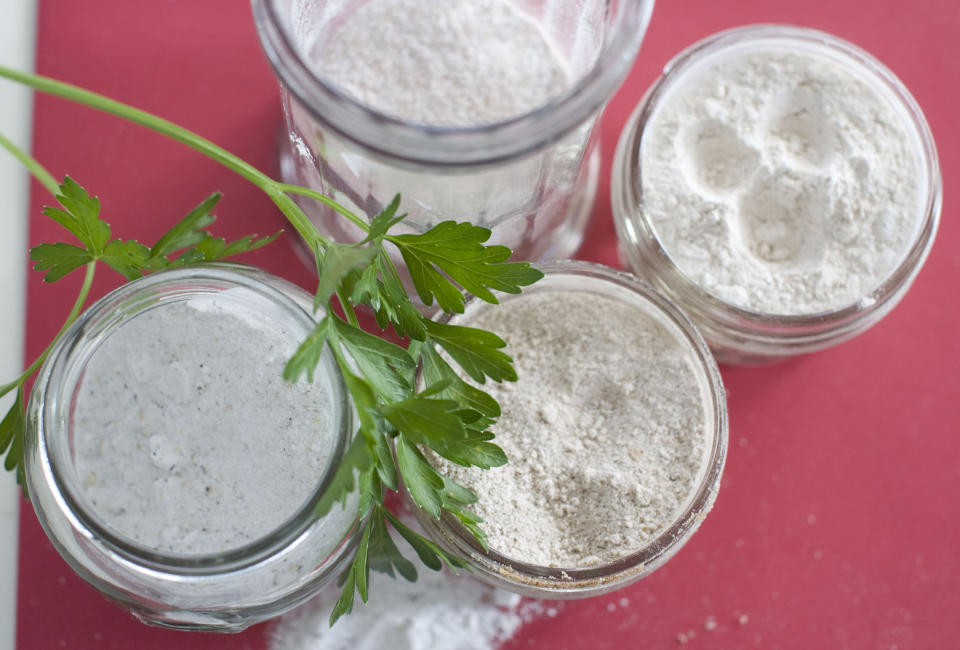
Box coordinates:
[641,48,925,314]
[310,0,570,126]
[269,567,541,650]
[437,291,708,568]
[73,297,336,555]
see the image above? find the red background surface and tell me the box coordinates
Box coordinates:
[15,0,960,648]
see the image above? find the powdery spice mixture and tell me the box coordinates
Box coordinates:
[73,297,336,555]
[642,49,925,314]
[269,565,546,650]
[310,0,569,126]
[438,291,708,568]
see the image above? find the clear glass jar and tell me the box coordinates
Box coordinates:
[252,0,654,267]
[25,264,359,632]
[410,261,728,598]
[612,25,942,364]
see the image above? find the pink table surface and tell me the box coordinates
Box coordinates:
[15,0,960,648]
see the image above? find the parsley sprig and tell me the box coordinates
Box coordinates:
[280,195,540,623]
[0,66,543,624]
[0,152,277,491]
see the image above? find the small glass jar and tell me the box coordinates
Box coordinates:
[252,0,654,266]
[612,25,942,364]
[410,261,728,598]
[25,264,359,632]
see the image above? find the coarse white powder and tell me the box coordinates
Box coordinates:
[73,296,337,555]
[436,291,709,568]
[269,562,544,650]
[310,0,570,126]
[641,48,925,314]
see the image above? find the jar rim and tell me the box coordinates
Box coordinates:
[28,263,354,575]
[613,24,942,346]
[412,261,728,595]
[251,0,655,167]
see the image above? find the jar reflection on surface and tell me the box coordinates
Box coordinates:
[25,265,359,632]
[409,261,728,599]
[612,25,941,364]
[252,0,655,268]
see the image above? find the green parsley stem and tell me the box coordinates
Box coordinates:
[275,183,370,234]
[336,288,360,327]
[381,247,405,284]
[326,337,355,388]
[0,262,96,399]
[0,66,338,250]
[0,132,97,399]
[0,132,59,196]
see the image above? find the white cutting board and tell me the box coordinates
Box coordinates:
[0,0,36,648]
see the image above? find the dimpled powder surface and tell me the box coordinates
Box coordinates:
[641,49,925,314]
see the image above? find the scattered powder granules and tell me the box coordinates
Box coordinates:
[436,291,709,568]
[73,296,337,555]
[641,49,924,314]
[269,564,544,650]
[310,0,570,126]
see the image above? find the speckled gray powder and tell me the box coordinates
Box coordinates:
[436,291,709,568]
[73,296,336,555]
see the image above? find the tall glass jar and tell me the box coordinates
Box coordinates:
[252,0,655,266]
[25,264,359,631]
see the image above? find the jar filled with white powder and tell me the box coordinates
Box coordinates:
[411,261,727,598]
[612,25,941,364]
[25,264,359,631]
[252,0,654,269]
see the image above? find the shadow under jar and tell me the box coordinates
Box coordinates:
[25,265,359,632]
[612,25,941,364]
[409,261,728,598]
[252,0,654,270]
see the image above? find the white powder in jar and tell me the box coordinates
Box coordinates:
[435,291,709,568]
[640,48,925,314]
[73,296,337,555]
[288,0,591,268]
[310,0,570,126]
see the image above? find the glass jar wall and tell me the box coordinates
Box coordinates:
[252,0,655,270]
[25,264,359,631]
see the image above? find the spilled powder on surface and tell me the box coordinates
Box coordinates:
[269,567,546,650]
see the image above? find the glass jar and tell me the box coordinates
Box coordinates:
[252,0,654,268]
[612,25,942,364]
[410,261,728,598]
[24,264,359,632]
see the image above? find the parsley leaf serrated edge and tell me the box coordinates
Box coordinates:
[0,387,28,497]
[0,68,547,627]
[388,220,543,312]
